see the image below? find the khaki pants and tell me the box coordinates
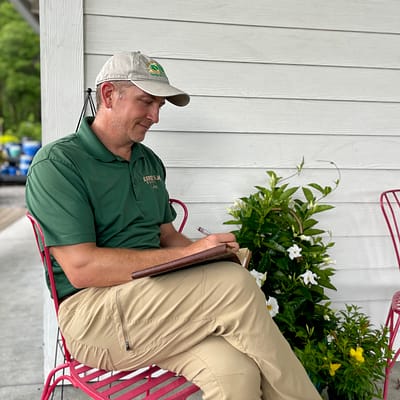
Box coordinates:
[58,262,321,400]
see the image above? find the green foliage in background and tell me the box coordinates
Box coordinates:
[0,0,41,141]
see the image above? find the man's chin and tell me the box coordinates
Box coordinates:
[133,127,149,142]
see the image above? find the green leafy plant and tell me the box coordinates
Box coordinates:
[225,160,390,399]
[296,305,390,399]
[225,160,338,349]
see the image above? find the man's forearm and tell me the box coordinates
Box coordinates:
[50,232,238,289]
[51,244,192,288]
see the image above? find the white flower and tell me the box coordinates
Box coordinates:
[299,269,318,285]
[266,296,279,317]
[299,234,312,242]
[287,244,302,260]
[249,269,267,287]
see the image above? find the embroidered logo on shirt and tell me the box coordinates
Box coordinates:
[143,174,161,188]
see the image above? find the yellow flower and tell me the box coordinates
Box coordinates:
[329,363,341,376]
[349,346,365,363]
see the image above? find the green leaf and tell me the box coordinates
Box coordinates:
[308,183,324,194]
[313,204,335,214]
[281,186,299,201]
[302,218,318,229]
[303,228,325,235]
[302,187,315,203]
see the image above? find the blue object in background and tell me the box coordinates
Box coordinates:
[22,140,41,157]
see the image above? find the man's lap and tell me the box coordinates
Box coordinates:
[58,261,249,370]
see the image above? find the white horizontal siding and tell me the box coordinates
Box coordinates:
[85,0,400,34]
[154,98,400,135]
[145,132,400,169]
[84,15,400,69]
[168,201,382,237]
[163,167,400,205]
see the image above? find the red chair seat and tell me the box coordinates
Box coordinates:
[43,361,199,400]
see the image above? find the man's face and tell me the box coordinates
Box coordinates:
[110,83,165,143]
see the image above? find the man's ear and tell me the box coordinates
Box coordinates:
[101,82,114,109]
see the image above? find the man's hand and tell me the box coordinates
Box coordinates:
[189,232,239,254]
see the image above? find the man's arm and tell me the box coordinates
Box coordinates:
[159,222,193,247]
[50,223,238,288]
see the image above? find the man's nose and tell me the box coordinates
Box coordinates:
[147,104,160,124]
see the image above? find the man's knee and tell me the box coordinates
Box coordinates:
[207,262,259,295]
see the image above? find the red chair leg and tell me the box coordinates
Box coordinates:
[384,306,400,400]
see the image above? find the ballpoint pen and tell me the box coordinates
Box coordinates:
[197,226,212,236]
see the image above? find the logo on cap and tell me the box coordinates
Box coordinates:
[148,61,166,78]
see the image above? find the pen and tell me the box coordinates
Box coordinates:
[198,226,212,236]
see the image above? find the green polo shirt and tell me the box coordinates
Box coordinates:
[25,117,176,299]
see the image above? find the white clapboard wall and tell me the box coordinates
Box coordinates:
[40,0,400,374]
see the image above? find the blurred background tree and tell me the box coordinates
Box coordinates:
[0,0,40,142]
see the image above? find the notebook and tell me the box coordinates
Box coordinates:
[131,244,251,279]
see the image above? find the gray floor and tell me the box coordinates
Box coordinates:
[1,185,399,399]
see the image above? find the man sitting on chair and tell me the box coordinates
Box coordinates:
[26,51,321,400]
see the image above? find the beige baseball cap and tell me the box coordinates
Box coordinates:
[95,51,190,107]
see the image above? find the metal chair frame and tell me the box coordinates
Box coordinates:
[380,189,400,400]
[27,198,200,400]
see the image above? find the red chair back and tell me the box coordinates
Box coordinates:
[380,189,400,268]
[26,212,72,361]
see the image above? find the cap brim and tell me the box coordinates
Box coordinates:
[132,80,190,107]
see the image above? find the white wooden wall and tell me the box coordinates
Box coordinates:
[40,0,400,373]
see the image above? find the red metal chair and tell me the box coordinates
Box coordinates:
[380,189,400,399]
[27,198,200,400]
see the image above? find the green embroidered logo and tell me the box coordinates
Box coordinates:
[148,61,166,78]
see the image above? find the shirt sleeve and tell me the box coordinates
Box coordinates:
[26,157,96,247]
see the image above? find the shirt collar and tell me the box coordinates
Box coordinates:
[77,117,144,163]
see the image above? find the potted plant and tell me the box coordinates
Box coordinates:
[225,160,390,399]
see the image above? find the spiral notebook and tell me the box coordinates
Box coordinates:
[131,244,251,279]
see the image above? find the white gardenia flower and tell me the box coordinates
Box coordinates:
[287,244,302,260]
[250,269,267,287]
[266,296,279,317]
[300,269,318,285]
